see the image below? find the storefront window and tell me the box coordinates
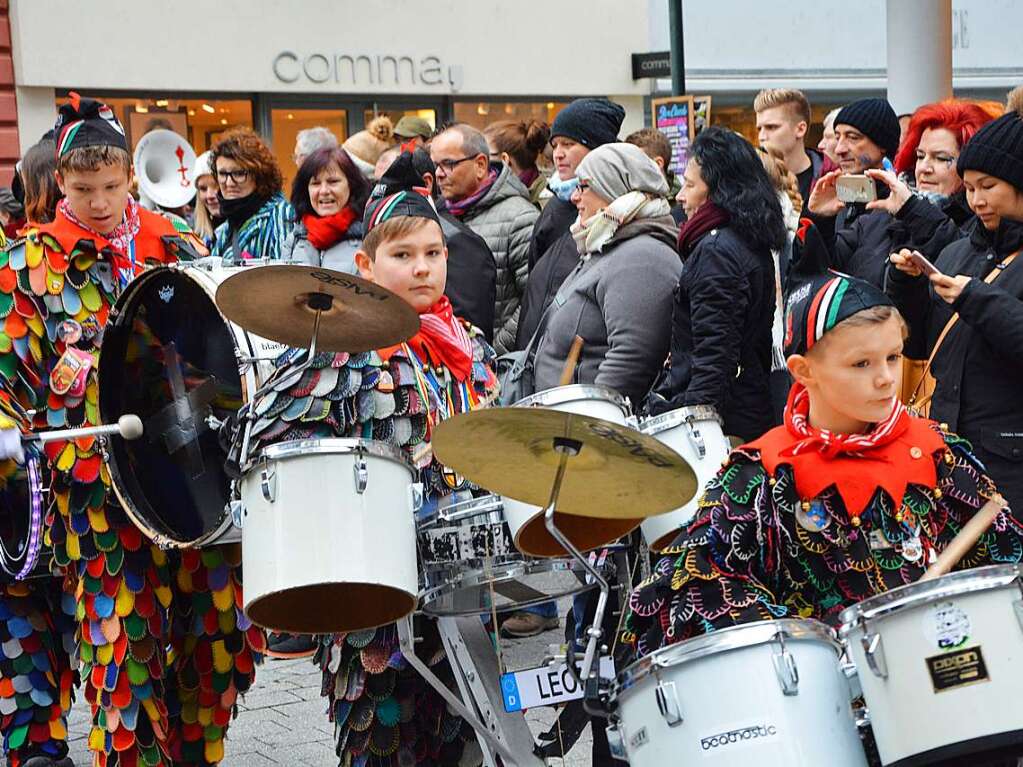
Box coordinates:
[270,108,348,189]
[56,95,255,155]
[452,101,568,130]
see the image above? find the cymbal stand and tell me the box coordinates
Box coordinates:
[542,436,612,700]
[237,295,329,468]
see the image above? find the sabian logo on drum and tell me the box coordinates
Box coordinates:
[700,724,778,751]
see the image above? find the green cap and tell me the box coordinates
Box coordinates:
[393,116,433,139]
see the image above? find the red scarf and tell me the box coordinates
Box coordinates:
[303,207,357,251]
[57,196,142,282]
[747,383,944,518]
[382,296,474,382]
[677,201,729,257]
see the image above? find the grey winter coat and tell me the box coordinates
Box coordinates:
[282,220,364,273]
[456,163,539,353]
[532,216,681,405]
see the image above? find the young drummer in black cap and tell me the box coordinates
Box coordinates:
[625,224,1023,656]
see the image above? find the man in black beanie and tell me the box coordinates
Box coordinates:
[807,96,960,288]
[515,97,625,350]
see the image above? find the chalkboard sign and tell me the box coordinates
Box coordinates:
[651,96,694,179]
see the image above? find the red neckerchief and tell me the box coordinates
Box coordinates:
[56,197,142,281]
[302,207,357,251]
[677,201,730,257]
[746,383,945,518]
[380,296,474,382]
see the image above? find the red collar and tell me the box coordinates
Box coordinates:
[745,417,946,517]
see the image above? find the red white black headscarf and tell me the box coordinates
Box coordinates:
[54,92,128,159]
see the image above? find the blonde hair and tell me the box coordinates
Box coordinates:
[56,145,131,177]
[361,215,436,259]
[191,174,216,242]
[753,88,811,125]
[758,145,803,214]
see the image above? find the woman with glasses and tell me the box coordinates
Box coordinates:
[209,127,294,262]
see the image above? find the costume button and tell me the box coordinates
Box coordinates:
[910,446,923,459]
[987,253,995,261]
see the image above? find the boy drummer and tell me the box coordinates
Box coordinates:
[0,93,263,766]
[625,225,1023,654]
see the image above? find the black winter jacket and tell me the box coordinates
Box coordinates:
[516,196,579,349]
[886,218,1023,515]
[816,186,969,287]
[439,211,497,341]
[647,225,776,442]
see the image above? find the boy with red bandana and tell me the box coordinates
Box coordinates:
[624,227,1023,655]
[0,94,264,767]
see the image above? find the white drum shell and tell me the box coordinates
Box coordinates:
[503,386,639,557]
[240,439,418,633]
[841,566,1023,765]
[612,621,867,767]
[639,406,730,552]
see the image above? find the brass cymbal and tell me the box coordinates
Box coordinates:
[432,408,697,520]
[215,264,420,353]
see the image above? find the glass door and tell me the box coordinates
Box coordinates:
[269,108,349,190]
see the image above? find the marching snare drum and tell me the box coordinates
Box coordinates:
[418,494,592,616]
[504,385,644,557]
[607,619,868,767]
[240,438,419,634]
[0,454,50,581]
[840,564,1023,766]
[638,405,730,552]
[99,263,284,548]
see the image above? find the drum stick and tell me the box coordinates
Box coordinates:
[558,336,585,387]
[919,494,1005,581]
[25,414,144,444]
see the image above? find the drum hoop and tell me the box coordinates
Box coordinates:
[421,494,504,527]
[254,437,414,472]
[640,405,723,436]
[513,384,629,413]
[838,563,1023,634]
[612,619,840,697]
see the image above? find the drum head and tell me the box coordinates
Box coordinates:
[0,470,36,580]
[100,268,244,546]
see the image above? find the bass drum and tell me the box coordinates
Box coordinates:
[99,263,283,548]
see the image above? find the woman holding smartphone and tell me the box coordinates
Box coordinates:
[889,109,1023,517]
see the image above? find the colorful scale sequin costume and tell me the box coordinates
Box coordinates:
[0,210,265,767]
[250,326,497,767]
[624,421,1023,655]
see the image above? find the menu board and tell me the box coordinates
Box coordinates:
[651,96,694,179]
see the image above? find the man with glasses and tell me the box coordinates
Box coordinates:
[430,124,538,353]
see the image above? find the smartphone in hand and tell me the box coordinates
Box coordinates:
[836,175,877,204]
[907,250,942,277]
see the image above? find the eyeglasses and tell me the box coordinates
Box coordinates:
[434,155,480,173]
[216,168,250,184]
[576,181,591,194]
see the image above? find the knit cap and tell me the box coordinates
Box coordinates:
[53,92,127,158]
[575,143,668,201]
[957,110,1023,190]
[551,98,625,149]
[834,98,901,159]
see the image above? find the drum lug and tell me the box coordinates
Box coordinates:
[654,679,684,727]
[354,453,369,494]
[771,632,800,696]
[407,483,423,514]
[684,416,706,459]
[260,461,277,503]
[605,721,628,762]
[230,500,246,528]
[861,625,889,679]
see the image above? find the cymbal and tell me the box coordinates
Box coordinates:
[215,264,420,353]
[432,408,697,520]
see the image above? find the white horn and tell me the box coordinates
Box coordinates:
[133,128,197,209]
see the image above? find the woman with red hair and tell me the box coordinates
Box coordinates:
[866,100,996,246]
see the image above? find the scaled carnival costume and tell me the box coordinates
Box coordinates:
[249,155,498,767]
[0,95,265,767]
[624,269,1023,654]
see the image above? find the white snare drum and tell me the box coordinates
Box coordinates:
[608,620,868,767]
[418,494,592,616]
[840,564,1023,766]
[639,405,730,552]
[100,262,284,548]
[240,438,419,634]
[504,385,643,557]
